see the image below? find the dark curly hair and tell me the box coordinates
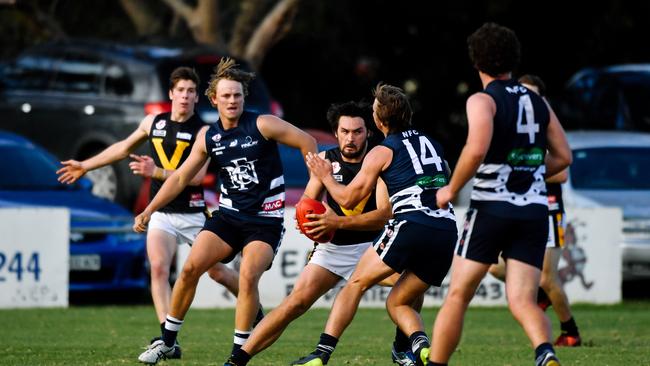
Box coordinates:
[326,101,372,132]
[467,22,520,77]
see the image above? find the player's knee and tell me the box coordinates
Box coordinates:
[179,260,203,281]
[207,266,229,283]
[347,276,373,293]
[149,261,171,280]
[447,286,475,305]
[284,296,312,316]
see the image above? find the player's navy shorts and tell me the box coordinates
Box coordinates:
[373,218,456,286]
[456,208,548,269]
[202,211,284,264]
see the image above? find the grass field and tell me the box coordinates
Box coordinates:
[2,302,649,365]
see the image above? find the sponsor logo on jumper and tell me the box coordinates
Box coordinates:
[225,158,258,190]
[189,193,205,207]
[241,135,259,148]
[177,132,192,140]
[333,174,343,182]
[507,147,544,166]
[212,133,222,142]
[152,130,167,137]
[156,120,166,129]
[416,174,447,189]
[229,139,238,147]
[263,199,284,211]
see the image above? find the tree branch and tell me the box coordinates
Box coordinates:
[119,0,162,36]
[244,0,300,70]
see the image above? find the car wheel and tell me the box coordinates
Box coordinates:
[85,165,119,202]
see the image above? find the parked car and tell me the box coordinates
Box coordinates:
[564,131,650,280]
[558,64,650,132]
[0,40,280,210]
[0,130,148,292]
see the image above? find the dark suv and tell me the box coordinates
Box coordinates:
[0,40,278,209]
[558,64,650,132]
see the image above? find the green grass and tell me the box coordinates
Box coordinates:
[2,302,649,365]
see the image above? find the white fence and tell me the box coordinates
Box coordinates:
[182,206,622,308]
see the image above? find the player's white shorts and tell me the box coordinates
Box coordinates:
[148,211,205,245]
[309,241,372,281]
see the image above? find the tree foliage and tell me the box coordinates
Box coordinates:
[1,0,301,70]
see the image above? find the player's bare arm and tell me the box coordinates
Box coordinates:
[437,92,494,208]
[307,145,389,210]
[133,126,209,232]
[257,114,318,160]
[129,154,209,186]
[304,177,391,237]
[544,102,572,177]
[57,114,153,184]
[545,169,568,184]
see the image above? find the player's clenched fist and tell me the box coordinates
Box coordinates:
[133,211,151,233]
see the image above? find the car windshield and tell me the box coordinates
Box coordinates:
[0,145,63,190]
[571,147,650,190]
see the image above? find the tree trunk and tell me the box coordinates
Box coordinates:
[161,0,224,48]
[244,0,300,70]
[119,0,162,37]
[229,0,268,59]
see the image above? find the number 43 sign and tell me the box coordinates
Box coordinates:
[0,208,69,308]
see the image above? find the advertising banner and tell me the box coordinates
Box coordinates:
[0,208,69,308]
[181,206,622,308]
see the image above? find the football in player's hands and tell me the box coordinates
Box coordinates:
[295,197,335,243]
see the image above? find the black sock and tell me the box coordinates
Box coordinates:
[162,315,183,347]
[160,322,165,335]
[314,333,338,364]
[232,329,251,356]
[394,327,410,352]
[560,317,579,336]
[229,348,251,366]
[534,342,555,359]
[409,330,430,355]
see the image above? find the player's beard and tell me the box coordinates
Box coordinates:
[340,141,367,160]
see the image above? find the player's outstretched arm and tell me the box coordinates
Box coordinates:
[257,114,318,163]
[57,115,153,184]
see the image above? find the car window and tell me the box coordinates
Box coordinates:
[50,53,103,94]
[571,147,650,190]
[104,63,134,96]
[1,53,58,90]
[619,80,650,131]
[0,145,62,190]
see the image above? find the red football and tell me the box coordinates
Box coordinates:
[295,197,336,243]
